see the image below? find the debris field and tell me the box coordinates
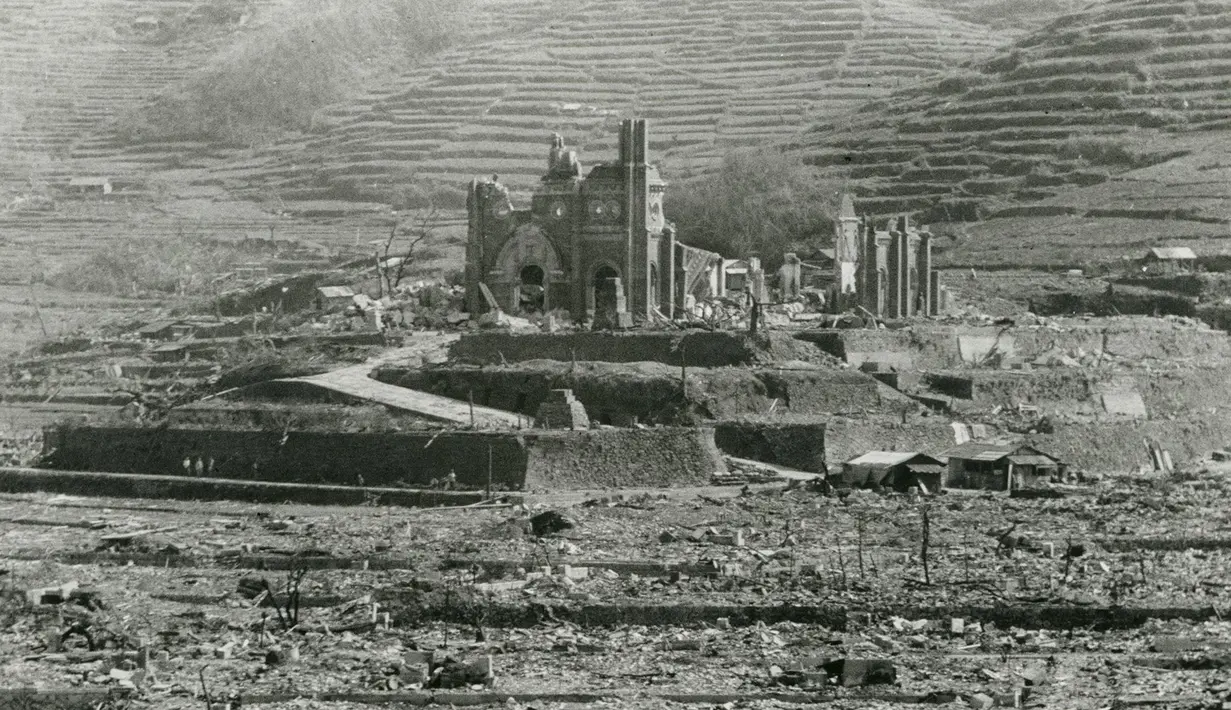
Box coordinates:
[2,464,1230,710]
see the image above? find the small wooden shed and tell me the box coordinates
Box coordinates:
[1141,247,1196,275]
[943,442,1062,491]
[841,451,946,493]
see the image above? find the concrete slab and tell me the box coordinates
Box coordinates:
[1101,389,1147,418]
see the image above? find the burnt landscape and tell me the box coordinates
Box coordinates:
[3,1,1231,709]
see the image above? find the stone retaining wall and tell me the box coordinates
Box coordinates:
[713,419,827,473]
[41,424,722,491]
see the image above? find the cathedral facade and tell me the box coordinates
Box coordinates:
[464,119,680,324]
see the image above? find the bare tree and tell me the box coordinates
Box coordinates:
[380,206,438,293]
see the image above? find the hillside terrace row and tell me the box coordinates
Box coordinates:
[214,0,1006,202]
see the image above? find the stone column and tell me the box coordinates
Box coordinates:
[887,231,902,319]
[464,180,484,315]
[861,218,877,316]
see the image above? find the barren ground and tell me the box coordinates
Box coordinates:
[2,464,1230,708]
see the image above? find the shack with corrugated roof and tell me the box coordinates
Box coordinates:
[841,451,946,493]
[943,442,1062,491]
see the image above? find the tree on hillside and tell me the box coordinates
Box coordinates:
[379,207,438,293]
[665,149,845,269]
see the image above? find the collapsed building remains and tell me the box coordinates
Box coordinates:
[833,194,940,319]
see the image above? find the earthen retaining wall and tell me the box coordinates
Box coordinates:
[375,363,885,426]
[447,331,764,367]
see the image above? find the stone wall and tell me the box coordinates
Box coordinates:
[824,416,956,466]
[42,424,724,491]
[921,370,1093,404]
[823,414,1231,473]
[44,426,528,489]
[712,419,827,473]
[524,427,724,490]
[795,322,1230,369]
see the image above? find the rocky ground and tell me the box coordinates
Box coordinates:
[2,465,1230,710]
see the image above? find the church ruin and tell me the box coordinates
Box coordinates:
[464,119,717,326]
[833,194,940,319]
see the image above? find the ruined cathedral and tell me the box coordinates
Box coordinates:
[465,119,703,326]
[464,118,940,326]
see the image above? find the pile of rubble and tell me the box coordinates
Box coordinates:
[714,457,784,485]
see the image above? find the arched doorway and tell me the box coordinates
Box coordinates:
[519,264,545,313]
[493,224,560,313]
[593,264,619,323]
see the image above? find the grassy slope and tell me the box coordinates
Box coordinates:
[0,0,1070,268]
[0,0,294,198]
[114,0,471,146]
[798,0,1231,267]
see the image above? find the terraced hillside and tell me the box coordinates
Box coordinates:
[209,0,1016,207]
[798,0,1231,266]
[0,0,290,199]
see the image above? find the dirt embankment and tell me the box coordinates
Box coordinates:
[799,319,1231,369]
[375,362,890,426]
